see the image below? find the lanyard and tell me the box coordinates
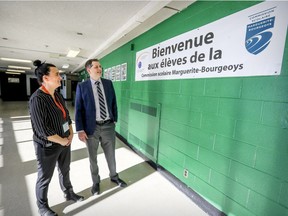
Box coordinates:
[41,85,67,119]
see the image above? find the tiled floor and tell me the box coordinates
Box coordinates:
[0,100,208,216]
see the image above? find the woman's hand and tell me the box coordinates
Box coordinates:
[61,137,70,146]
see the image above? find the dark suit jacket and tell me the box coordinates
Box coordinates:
[75,78,118,135]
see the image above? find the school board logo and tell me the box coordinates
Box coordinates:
[245,16,275,55]
[136,52,149,73]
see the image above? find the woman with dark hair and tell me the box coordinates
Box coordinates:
[29,60,84,216]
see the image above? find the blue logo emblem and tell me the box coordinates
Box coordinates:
[245,17,275,55]
[136,52,149,73]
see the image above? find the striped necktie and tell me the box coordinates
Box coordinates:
[95,81,107,120]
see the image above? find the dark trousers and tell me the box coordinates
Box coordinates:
[34,141,72,209]
[86,122,118,185]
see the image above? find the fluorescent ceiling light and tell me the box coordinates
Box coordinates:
[59,70,65,73]
[6,72,21,75]
[7,69,25,73]
[0,57,32,63]
[67,48,80,58]
[8,65,31,70]
[62,64,69,69]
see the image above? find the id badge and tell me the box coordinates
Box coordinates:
[63,121,69,133]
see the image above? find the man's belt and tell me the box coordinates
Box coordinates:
[96,119,112,125]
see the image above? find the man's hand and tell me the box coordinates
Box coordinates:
[78,131,88,143]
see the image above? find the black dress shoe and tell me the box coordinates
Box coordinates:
[91,183,100,195]
[64,190,84,202]
[111,178,127,187]
[38,207,58,216]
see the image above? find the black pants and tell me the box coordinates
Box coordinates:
[34,141,73,209]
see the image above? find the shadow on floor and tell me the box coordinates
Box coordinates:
[52,162,155,216]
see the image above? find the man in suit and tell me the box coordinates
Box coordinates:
[75,59,127,195]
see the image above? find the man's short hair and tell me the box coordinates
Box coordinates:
[85,59,99,69]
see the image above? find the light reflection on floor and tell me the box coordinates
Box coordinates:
[0,100,208,216]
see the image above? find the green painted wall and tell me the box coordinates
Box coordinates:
[97,1,288,215]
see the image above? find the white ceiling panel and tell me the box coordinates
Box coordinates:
[0,1,195,74]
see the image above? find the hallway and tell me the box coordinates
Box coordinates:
[0,100,208,216]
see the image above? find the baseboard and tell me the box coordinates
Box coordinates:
[157,165,226,216]
[116,132,226,216]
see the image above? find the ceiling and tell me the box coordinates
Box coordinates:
[0,0,195,75]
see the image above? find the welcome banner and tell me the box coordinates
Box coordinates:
[135,1,288,81]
